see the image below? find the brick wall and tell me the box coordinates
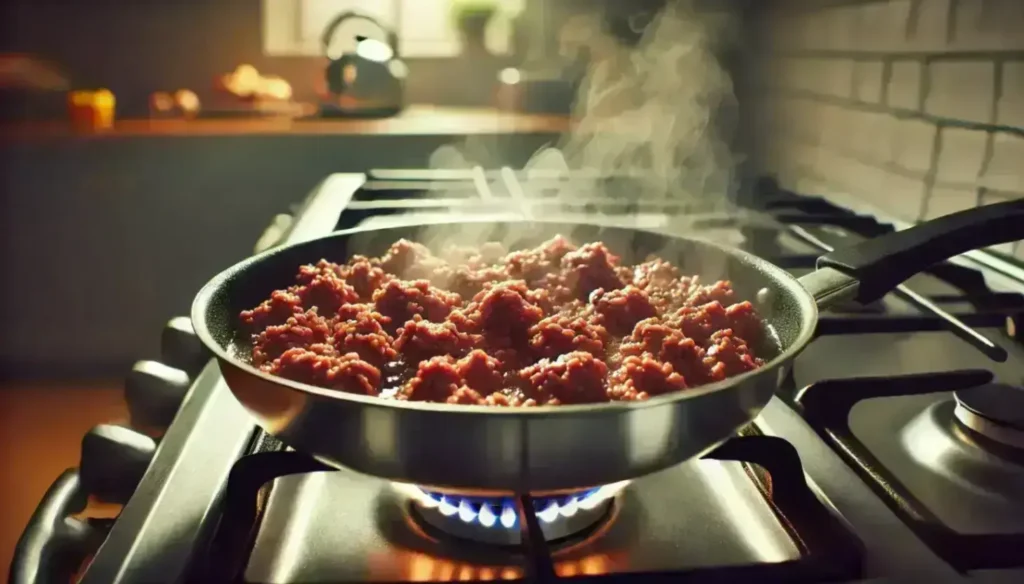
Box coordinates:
[746,0,1024,258]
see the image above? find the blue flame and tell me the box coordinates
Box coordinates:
[417,487,608,529]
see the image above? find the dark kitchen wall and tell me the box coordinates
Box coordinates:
[3,0,513,116]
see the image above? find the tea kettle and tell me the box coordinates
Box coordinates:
[319,11,407,118]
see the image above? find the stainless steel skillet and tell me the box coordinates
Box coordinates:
[191,200,1024,493]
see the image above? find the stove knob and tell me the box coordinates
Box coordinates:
[161,316,209,377]
[80,424,156,504]
[125,360,190,429]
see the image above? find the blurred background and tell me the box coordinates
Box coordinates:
[1,0,1022,578]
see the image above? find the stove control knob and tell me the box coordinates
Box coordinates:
[125,360,190,429]
[80,424,156,504]
[161,316,209,378]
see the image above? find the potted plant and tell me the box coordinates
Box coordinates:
[451,0,500,56]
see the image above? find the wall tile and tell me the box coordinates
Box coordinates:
[751,1,1021,224]
[854,61,886,103]
[997,62,1024,129]
[911,0,952,51]
[981,132,1024,193]
[934,127,990,184]
[923,186,980,219]
[925,61,996,123]
[857,0,915,52]
[953,0,1024,51]
[880,171,928,220]
[887,60,923,110]
[889,118,938,173]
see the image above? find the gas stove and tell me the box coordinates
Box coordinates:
[13,170,1024,584]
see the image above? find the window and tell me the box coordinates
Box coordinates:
[262,0,524,58]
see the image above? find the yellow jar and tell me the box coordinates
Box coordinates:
[68,88,115,131]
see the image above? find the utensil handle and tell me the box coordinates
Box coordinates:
[817,199,1024,304]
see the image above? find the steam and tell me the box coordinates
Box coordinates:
[371,0,739,260]
[549,0,737,202]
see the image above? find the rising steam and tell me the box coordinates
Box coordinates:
[548,0,738,202]
[379,0,739,262]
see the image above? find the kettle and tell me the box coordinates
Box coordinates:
[319,11,407,118]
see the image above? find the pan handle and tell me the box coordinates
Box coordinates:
[800,199,1024,308]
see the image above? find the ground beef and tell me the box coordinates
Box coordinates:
[252,309,332,366]
[703,329,764,381]
[331,313,396,368]
[632,258,680,291]
[607,355,688,401]
[461,281,548,341]
[333,302,388,325]
[484,388,538,407]
[393,316,476,364]
[503,235,574,278]
[448,386,486,405]
[519,351,610,405]
[632,258,693,309]
[240,288,303,331]
[294,273,360,317]
[560,242,626,300]
[241,234,767,406]
[403,356,461,402]
[444,265,509,299]
[296,260,345,286]
[672,301,733,344]
[591,285,658,335]
[345,257,390,299]
[528,313,607,359]
[723,301,764,345]
[685,279,735,308]
[455,350,504,394]
[268,345,380,396]
[372,279,460,328]
[380,239,433,276]
[618,318,709,384]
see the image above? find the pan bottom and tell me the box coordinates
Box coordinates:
[399,483,624,547]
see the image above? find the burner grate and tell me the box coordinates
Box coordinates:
[190,432,863,583]
[794,369,1024,571]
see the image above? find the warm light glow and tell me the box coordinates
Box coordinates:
[400,551,523,582]
[174,89,200,116]
[67,88,115,130]
[356,38,395,62]
[392,550,610,582]
[498,67,521,85]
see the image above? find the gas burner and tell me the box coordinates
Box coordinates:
[953,383,1024,450]
[395,482,627,546]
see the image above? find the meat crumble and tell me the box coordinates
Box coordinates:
[241,236,767,405]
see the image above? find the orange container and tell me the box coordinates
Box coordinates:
[68,89,115,131]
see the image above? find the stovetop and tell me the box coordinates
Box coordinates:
[14,170,1024,584]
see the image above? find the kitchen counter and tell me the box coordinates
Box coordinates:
[1,106,571,140]
[0,382,127,579]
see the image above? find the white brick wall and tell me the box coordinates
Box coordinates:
[749,0,1024,257]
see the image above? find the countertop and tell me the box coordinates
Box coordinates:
[0,382,126,579]
[1,106,571,140]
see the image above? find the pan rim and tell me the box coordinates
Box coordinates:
[191,218,818,417]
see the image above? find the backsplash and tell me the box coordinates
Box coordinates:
[744,0,1023,258]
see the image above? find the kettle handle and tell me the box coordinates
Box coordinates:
[321,11,399,56]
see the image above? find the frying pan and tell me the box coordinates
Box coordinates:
[191,200,1024,493]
